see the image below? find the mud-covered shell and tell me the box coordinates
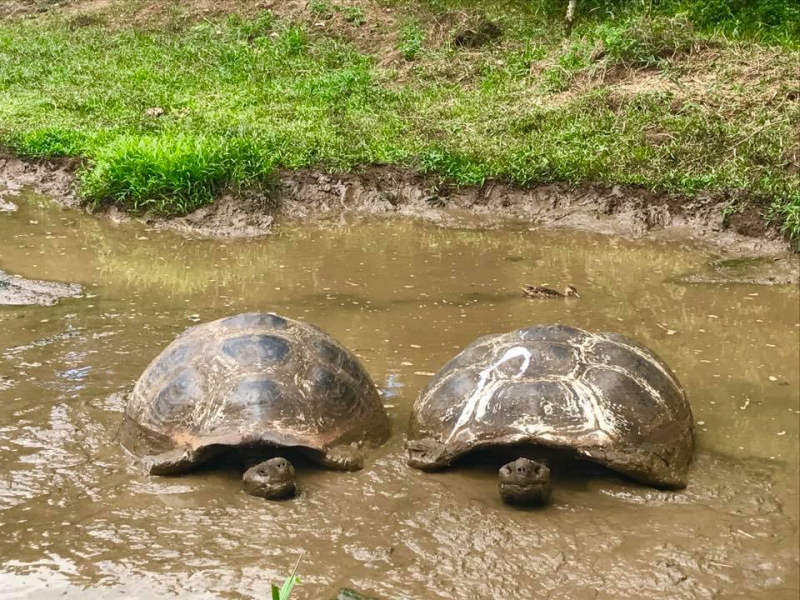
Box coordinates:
[408,325,695,488]
[121,313,390,463]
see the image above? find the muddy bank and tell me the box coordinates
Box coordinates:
[0,154,80,208]
[0,269,82,306]
[2,155,797,273]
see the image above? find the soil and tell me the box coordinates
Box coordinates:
[1,154,797,283]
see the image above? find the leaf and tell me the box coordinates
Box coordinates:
[279,575,299,600]
[271,585,281,600]
[278,554,303,600]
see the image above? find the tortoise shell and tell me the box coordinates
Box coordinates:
[121,313,390,465]
[407,325,695,487]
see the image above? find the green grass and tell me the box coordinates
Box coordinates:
[387,0,800,48]
[271,556,301,600]
[398,22,426,60]
[0,17,410,212]
[0,3,798,237]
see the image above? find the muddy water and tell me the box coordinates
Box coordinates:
[0,189,798,600]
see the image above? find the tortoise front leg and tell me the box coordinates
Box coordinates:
[142,444,223,476]
[142,446,197,475]
[319,445,364,471]
[406,438,452,470]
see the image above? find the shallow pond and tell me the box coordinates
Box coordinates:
[0,190,798,599]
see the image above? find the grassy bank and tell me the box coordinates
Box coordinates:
[0,0,798,236]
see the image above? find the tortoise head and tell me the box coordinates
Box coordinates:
[242,457,297,500]
[565,285,580,298]
[498,458,552,506]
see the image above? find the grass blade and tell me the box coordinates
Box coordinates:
[278,554,303,600]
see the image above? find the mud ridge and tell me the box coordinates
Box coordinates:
[0,269,83,306]
[271,168,792,253]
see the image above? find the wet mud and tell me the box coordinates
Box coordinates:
[0,184,798,599]
[0,270,82,306]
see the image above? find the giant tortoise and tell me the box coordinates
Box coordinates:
[406,325,694,505]
[121,312,390,499]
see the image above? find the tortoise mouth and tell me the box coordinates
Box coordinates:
[498,481,553,506]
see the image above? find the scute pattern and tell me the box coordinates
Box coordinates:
[121,313,390,462]
[408,324,694,488]
[151,368,205,423]
[220,334,291,365]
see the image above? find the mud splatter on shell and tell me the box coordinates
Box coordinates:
[408,325,695,488]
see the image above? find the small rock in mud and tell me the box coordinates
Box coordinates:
[453,21,502,48]
[0,270,83,306]
[0,198,17,212]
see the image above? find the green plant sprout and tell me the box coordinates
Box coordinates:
[272,554,302,600]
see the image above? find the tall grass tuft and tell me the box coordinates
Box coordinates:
[80,133,274,214]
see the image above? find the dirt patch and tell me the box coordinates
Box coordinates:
[273,168,793,253]
[148,192,277,238]
[15,0,405,57]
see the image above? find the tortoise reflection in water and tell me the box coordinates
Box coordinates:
[120,313,390,499]
[407,325,695,506]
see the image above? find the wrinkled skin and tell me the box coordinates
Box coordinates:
[242,457,297,500]
[318,445,365,471]
[499,458,552,505]
[406,438,453,471]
